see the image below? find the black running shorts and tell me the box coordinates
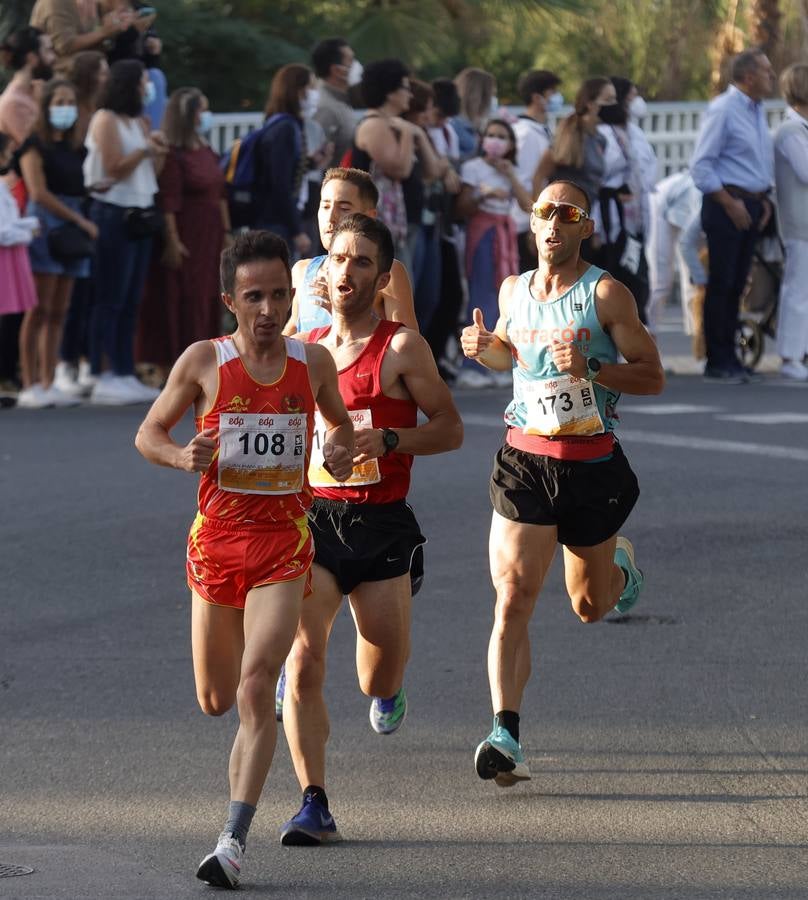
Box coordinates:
[308,498,426,596]
[489,442,639,547]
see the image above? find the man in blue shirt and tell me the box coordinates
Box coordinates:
[690,48,775,382]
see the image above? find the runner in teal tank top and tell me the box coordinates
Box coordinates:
[460,180,665,789]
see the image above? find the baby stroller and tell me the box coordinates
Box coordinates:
[736,233,783,371]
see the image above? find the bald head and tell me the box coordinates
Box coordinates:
[539,179,591,215]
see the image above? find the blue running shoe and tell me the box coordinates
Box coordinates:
[369,687,407,734]
[275,664,285,722]
[474,720,531,787]
[613,536,644,614]
[280,793,341,846]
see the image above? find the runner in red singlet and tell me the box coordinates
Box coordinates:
[278,214,463,846]
[135,231,354,890]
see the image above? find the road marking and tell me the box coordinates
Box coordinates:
[621,404,724,415]
[461,414,808,462]
[716,413,808,424]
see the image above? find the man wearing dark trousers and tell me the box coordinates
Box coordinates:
[690,48,775,383]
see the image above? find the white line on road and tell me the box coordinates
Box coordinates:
[716,413,808,424]
[461,414,808,462]
[620,404,725,415]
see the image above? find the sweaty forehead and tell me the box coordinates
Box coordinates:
[330,231,378,261]
[539,182,589,212]
[234,257,291,292]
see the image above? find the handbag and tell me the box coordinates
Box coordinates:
[124,206,164,240]
[47,222,95,261]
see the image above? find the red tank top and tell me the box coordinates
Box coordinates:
[307,320,417,503]
[195,336,315,526]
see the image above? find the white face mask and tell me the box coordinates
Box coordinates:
[629,95,647,121]
[347,59,363,87]
[488,95,499,117]
[301,88,320,119]
[546,92,564,114]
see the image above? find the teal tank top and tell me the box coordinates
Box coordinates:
[504,265,620,433]
[297,255,333,333]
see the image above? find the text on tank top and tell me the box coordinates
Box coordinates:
[297,255,333,332]
[504,265,620,454]
[195,336,315,525]
[306,320,417,503]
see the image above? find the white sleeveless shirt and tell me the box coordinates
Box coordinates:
[84,112,158,209]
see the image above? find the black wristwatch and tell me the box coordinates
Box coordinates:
[585,357,602,382]
[381,428,399,456]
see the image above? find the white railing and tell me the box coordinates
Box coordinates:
[209,100,789,182]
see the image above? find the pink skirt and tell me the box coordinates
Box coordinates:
[0,245,38,314]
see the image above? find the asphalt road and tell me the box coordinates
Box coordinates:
[2,331,807,899]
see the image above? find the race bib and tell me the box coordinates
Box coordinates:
[309,409,381,488]
[523,374,605,437]
[218,412,307,495]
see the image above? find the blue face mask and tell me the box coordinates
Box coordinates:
[546,92,564,114]
[49,105,78,131]
[143,80,157,106]
[197,110,213,134]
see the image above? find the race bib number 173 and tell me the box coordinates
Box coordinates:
[523,374,605,437]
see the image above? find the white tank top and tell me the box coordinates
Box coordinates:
[84,112,158,208]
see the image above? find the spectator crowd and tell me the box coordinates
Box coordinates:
[2,3,807,409]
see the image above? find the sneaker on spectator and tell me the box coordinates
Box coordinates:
[43,384,81,407]
[454,368,494,389]
[76,360,96,393]
[17,383,53,409]
[781,360,808,381]
[122,374,160,402]
[53,362,84,397]
[90,373,140,406]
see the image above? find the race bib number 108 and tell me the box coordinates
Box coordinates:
[218,412,307,494]
[523,374,605,437]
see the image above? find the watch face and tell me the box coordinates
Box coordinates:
[383,429,399,450]
[587,358,601,373]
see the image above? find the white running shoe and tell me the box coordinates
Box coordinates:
[76,360,97,393]
[42,384,81,407]
[53,362,85,397]
[453,368,493,389]
[16,384,53,409]
[196,832,244,889]
[122,375,160,402]
[780,360,808,381]
[90,374,140,406]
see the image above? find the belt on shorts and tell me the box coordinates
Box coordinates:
[723,184,768,201]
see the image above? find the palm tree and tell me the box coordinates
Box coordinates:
[747,0,783,58]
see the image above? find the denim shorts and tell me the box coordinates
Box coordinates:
[27,196,92,278]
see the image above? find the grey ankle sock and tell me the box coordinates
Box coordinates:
[224,801,256,849]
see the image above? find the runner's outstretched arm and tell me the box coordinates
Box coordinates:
[460,275,518,372]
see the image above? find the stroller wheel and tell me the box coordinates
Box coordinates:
[736,318,764,370]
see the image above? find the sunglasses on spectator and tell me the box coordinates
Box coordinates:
[532,201,588,223]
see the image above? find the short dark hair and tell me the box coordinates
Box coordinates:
[100,59,145,118]
[0,26,44,71]
[220,230,291,295]
[360,58,410,109]
[431,78,460,118]
[311,37,348,80]
[331,213,394,274]
[517,69,561,105]
[546,178,591,214]
[265,63,312,119]
[322,167,379,208]
[731,48,766,84]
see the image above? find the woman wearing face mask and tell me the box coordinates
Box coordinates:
[454,118,532,388]
[83,58,167,405]
[251,63,314,258]
[136,88,230,376]
[16,79,97,408]
[533,76,612,249]
[596,76,657,323]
